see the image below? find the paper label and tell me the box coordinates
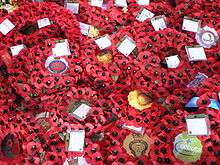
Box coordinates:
[66,3,79,14]
[165,55,180,68]
[52,39,71,57]
[0,19,15,35]
[182,17,200,33]
[68,130,85,152]
[35,112,50,119]
[136,8,154,22]
[95,35,112,50]
[122,124,145,134]
[136,0,150,5]
[117,36,136,56]
[90,0,103,7]
[37,18,51,29]
[10,44,26,56]
[185,46,207,61]
[71,103,91,120]
[186,114,209,136]
[115,0,127,7]
[187,73,208,88]
[79,22,91,36]
[151,15,167,31]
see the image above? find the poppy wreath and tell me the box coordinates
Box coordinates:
[0,0,220,165]
[0,2,81,103]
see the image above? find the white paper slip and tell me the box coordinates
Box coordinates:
[78,157,91,165]
[10,44,26,56]
[117,36,136,57]
[37,18,51,29]
[122,124,145,134]
[136,0,150,5]
[115,0,127,7]
[68,130,85,152]
[218,93,220,101]
[136,8,154,22]
[0,19,15,35]
[52,39,71,57]
[165,55,180,68]
[71,104,91,121]
[182,17,201,33]
[66,3,79,14]
[79,22,91,36]
[186,115,210,136]
[185,46,207,61]
[151,15,167,31]
[35,112,50,119]
[90,0,103,7]
[95,35,112,50]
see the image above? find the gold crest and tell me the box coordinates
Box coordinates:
[128,90,152,111]
[123,133,151,157]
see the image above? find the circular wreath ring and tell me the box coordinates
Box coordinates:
[0,2,81,102]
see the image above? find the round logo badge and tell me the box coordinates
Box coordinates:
[123,133,151,157]
[196,26,219,48]
[45,56,68,74]
[173,132,202,163]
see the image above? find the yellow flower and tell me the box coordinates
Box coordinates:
[128,90,152,111]
[96,52,113,64]
[88,26,99,38]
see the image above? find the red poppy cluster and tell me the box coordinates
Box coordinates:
[0,0,220,164]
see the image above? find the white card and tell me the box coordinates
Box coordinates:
[35,112,50,119]
[71,104,91,120]
[117,36,136,56]
[182,17,200,33]
[68,130,85,152]
[52,39,71,57]
[165,55,180,68]
[115,0,127,7]
[136,8,154,22]
[218,93,220,101]
[78,157,90,165]
[10,44,26,56]
[136,0,150,5]
[185,46,207,61]
[151,15,167,31]
[66,3,79,14]
[186,118,209,135]
[90,0,103,7]
[122,124,145,134]
[95,35,112,50]
[0,19,15,35]
[37,18,51,29]
[79,22,91,36]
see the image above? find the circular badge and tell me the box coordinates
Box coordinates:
[128,90,152,111]
[123,133,150,157]
[45,56,68,74]
[196,26,219,48]
[173,132,202,163]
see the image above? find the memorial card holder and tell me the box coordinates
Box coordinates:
[136,8,154,22]
[186,114,210,136]
[151,15,167,31]
[182,16,201,33]
[185,45,207,61]
[116,35,136,56]
[65,0,79,14]
[136,0,150,6]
